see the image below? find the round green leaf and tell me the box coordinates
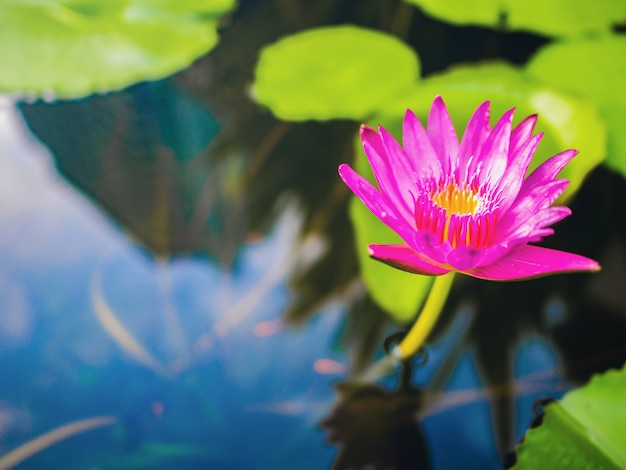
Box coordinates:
[349,148,433,323]
[403,0,626,37]
[0,0,235,99]
[373,62,606,200]
[513,362,626,469]
[252,25,420,121]
[526,36,626,180]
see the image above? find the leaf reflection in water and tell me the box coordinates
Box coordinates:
[88,198,330,378]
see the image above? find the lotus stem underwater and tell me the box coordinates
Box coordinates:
[339,96,600,281]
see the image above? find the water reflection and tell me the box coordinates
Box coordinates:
[321,381,430,470]
[0,104,344,468]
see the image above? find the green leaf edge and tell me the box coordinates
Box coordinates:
[252,24,421,122]
[513,363,626,470]
[401,0,626,38]
[525,34,626,180]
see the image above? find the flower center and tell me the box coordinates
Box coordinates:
[431,182,480,216]
[414,179,496,249]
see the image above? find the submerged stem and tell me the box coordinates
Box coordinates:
[393,272,456,360]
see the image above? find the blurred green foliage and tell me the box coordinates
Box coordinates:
[402,0,626,37]
[527,36,626,177]
[253,25,420,121]
[0,0,235,99]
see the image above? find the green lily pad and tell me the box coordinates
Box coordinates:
[403,0,626,37]
[349,179,433,324]
[373,62,606,200]
[252,25,420,121]
[0,0,235,99]
[526,36,626,180]
[513,362,626,469]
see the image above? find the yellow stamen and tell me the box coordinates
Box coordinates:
[431,182,480,245]
[431,182,480,215]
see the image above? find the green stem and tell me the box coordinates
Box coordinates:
[393,272,456,360]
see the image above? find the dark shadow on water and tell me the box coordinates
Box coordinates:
[321,356,431,470]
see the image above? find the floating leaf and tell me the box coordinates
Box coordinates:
[373,62,606,200]
[512,362,626,469]
[252,25,420,121]
[526,36,626,179]
[403,0,626,37]
[0,0,235,99]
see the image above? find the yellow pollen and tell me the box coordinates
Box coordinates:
[431,182,480,247]
[431,182,480,215]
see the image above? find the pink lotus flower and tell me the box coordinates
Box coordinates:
[339,96,600,280]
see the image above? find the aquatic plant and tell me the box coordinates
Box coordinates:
[339,97,600,360]
[340,96,599,280]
